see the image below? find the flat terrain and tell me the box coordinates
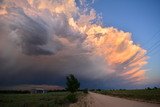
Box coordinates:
[0,92,74,107]
[1,91,160,107]
[71,92,160,107]
[89,92,160,107]
[96,89,160,103]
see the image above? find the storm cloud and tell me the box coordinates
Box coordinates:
[0,0,147,89]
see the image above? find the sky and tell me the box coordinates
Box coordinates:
[93,0,160,87]
[0,0,159,89]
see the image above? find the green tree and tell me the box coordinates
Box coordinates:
[66,74,80,93]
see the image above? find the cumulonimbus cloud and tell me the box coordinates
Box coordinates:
[0,0,147,88]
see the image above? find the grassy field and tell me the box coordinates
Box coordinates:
[95,89,160,103]
[0,92,83,107]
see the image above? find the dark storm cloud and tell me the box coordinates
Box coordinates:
[0,8,91,85]
[0,0,3,3]
[6,7,55,55]
[0,0,148,89]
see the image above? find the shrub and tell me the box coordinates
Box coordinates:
[83,89,88,94]
[153,87,158,90]
[147,87,151,90]
[66,93,77,103]
[96,89,101,91]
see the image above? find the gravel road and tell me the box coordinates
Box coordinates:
[70,92,160,107]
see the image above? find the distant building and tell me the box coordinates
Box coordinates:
[31,88,47,94]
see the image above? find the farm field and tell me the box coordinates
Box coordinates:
[0,92,82,107]
[95,89,160,103]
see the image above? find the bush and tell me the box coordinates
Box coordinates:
[83,89,88,94]
[66,93,77,103]
[89,89,95,92]
[147,87,151,90]
[153,87,158,90]
[96,89,101,91]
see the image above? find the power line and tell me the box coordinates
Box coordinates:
[123,30,160,67]
[143,30,160,49]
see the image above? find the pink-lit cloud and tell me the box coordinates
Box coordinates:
[0,0,148,88]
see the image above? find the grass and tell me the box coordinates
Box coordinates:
[0,92,83,107]
[95,89,160,103]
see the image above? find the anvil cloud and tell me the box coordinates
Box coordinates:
[0,0,147,88]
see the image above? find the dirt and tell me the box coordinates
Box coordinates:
[70,92,160,107]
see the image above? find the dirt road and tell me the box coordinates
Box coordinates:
[70,92,160,107]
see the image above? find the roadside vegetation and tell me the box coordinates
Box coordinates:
[0,91,88,107]
[0,74,89,107]
[0,92,73,107]
[95,87,160,104]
